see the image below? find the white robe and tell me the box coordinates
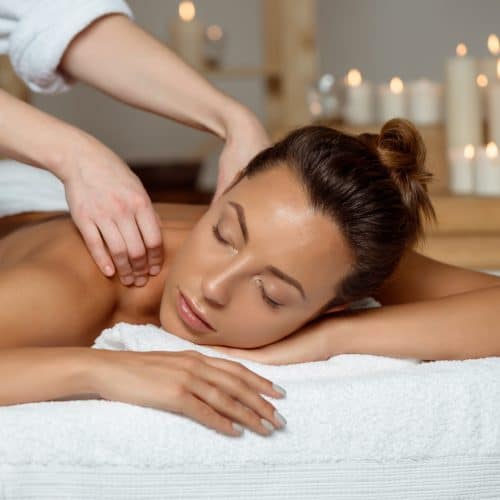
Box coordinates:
[0,0,133,94]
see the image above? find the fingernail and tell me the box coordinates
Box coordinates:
[121,275,134,285]
[272,383,286,397]
[149,265,161,276]
[232,422,244,434]
[104,265,114,276]
[260,419,274,433]
[134,276,148,286]
[274,410,287,428]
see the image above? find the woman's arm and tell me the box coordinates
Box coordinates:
[58,14,270,197]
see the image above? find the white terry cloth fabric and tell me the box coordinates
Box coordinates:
[2,305,500,498]
[0,160,69,216]
[0,0,133,93]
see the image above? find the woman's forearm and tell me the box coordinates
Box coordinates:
[0,347,101,406]
[0,88,101,180]
[334,286,500,361]
[59,14,247,140]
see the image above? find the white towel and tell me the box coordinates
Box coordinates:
[2,314,500,469]
[0,160,69,217]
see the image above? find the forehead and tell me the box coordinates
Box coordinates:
[218,167,354,298]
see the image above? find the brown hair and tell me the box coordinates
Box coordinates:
[225,118,436,311]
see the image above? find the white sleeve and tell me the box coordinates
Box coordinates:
[0,0,133,94]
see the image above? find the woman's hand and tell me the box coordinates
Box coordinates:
[212,108,270,201]
[92,349,287,437]
[61,134,164,286]
[206,316,347,365]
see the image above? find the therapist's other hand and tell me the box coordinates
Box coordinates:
[213,108,270,202]
[61,135,163,286]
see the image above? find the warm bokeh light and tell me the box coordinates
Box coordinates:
[456,43,467,57]
[464,144,475,159]
[345,69,362,87]
[486,142,499,159]
[179,1,196,21]
[206,24,223,41]
[488,34,500,55]
[309,100,322,116]
[477,74,489,87]
[389,77,404,94]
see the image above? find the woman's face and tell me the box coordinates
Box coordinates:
[159,166,354,348]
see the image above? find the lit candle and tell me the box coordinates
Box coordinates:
[475,141,500,196]
[445,43,482,148]
[377,76,407,123]
[169,1,204,69]
[343,69,374,125]
[408,78,443,126]
[487,60,500,145]
[478,34,499,121]
[448,143,475,194]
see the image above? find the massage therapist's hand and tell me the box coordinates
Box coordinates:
[61,133,163,286]
[212,107,270,202]
[93,349,286,437]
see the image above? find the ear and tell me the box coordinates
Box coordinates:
[320,302,351,315]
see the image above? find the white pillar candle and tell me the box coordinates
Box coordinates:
[377,77,407,123]
[408,79,443,126]
[343,69,374,125]
[445,43,482,148]
[448,144,475,194]
[487,60,500,145]
[477,35,499,122]
[475,142,500,196]
[169,1,204,69]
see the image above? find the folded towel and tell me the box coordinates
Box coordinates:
[0,160,69,217]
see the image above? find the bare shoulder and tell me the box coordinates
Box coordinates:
[0,216,117,348]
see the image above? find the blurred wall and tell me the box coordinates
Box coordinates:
[31,0,500,162]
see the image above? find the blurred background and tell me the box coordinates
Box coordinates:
[2,0,500,272]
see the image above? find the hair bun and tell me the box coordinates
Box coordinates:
[360,118,436,243]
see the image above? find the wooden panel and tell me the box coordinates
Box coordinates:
[416,235,500,269]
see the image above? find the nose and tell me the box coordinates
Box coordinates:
[201,254,251,307]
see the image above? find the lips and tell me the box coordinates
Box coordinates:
[176,287,215,333]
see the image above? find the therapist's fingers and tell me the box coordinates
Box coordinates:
[76,218,115,278]
[135,207,164,276]
[96,219,134,285]
[115,216,149,286]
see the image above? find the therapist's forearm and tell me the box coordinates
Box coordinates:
[59,14,247,140]
[333,286,500,361]
[0,89,95,179]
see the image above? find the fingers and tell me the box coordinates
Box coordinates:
[115,217,148,286]
[191,363,285,435]
[76,219,115,277]
[96,219,134,285]
[135,207,164,276]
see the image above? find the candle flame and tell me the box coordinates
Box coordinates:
[477,73,488,87]
[456,43,467,57]
[389,77,404,94]
[488,34,500,55]
[206,24,223,41]
[486,142,498,159]
[464,144,475,159]
[345,69,362,87]
[179,1,196,21]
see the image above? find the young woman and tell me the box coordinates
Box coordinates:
[1,119,500,438]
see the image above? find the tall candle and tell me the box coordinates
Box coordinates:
[488,60,500,145]
[445,43,482,148]
[478,34,499,121]
[408,78,443,126]
[448,144,475,194]
[377,76,407,123]
[343,69,374,125]
[475,142,500,196]
[169,1,204,69]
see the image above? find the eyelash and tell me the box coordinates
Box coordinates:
[211,223,282,310]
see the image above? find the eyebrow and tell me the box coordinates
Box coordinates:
[228,200,306,301]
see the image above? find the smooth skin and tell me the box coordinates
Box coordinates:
[0,13,269,287]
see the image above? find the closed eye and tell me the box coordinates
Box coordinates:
[211,223,283,310]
